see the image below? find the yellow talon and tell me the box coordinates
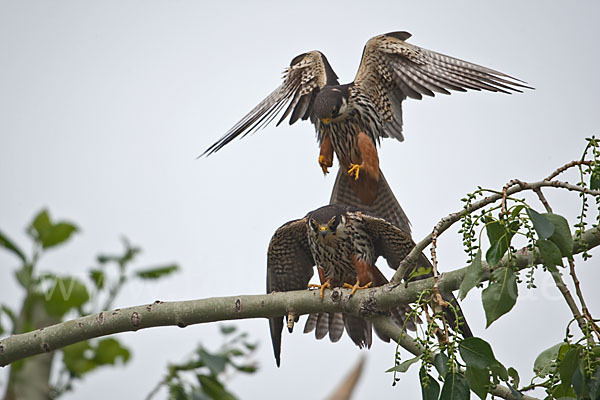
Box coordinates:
[308,280,332,299]
[318,155,330,174]
[347,163,361,181]
[343,280,372,296]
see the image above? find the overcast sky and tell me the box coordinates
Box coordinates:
[1,1,600,399]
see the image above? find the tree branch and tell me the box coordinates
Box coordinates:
[392,178,600,283]
[2,226,599,369]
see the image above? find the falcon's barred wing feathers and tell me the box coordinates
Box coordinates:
[359,212,417,271]
[201,51,337,156]
[353,31,533,142]
[266,218,315,366]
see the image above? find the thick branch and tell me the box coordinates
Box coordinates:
[2,226,599,369]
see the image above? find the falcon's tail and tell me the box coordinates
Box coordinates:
[329,166,473,338]
[303,266,421,347]
[330,167,411,235]
[303,312,373,348]
[269,317,283,367]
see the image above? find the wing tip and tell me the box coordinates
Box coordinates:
[383,31,413,41]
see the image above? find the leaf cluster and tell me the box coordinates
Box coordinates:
[150,325,258,400]
[0,209,179,397]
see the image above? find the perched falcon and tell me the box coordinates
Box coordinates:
[202,31,532,205]
[266,204,471,366]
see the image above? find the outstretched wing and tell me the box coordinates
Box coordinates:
[266,218,315,366]
[353,31,533,142]
[202,51,339,156]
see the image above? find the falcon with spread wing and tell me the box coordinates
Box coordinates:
[267,204,471,366]
[202,31,531,205]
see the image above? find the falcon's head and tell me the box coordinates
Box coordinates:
[313,85,351,124]
[307,204,353,242]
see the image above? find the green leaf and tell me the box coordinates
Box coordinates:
[508,367,520,388]
[526,208,554,240]
[559,347,580,389]
[168,383,188,400]
[553,382,577,399]
[434,352,450,378]
[490,363,509,382]
[0,230,26,262]
[440,371,470,400]
[198,348,228,376]
[14,264,33,289]
[29,209,51,240]
[459,337,499,369]
[1,305,17,334]
[459,249,484,300]
[571,361,586,398]
[27,209,78,249]
[386,355,421,373]
[62,341,98,377]
[534,343,564,376]
[510,204,526,218]
[41,223,78,249]
[420,369,440,400]
[407,265,432,282]
[482,267,518,327]
[135,264,179,280]
[93,338,131,365]
[537,239,564,270]
[197,374,236,400]
[465,366,490,400]
[43,276,90,317]
[231,364,257,374]
[220,325,237,335]
[591,165,600,190]
[543,213,573,258]
[89,269,105,290]
[485,219,511,266]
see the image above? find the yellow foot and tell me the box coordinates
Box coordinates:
[347,163,361,181]
[319,155,331,175]
[308,280,331,299]
[343,280,372,296]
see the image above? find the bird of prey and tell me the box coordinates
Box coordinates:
[266,204,471,366]
[202,31,531,205]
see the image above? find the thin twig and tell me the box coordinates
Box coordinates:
[546,160,592,181]
[548,269,588,336]
[501,179,526,214]
[393,178,600,283]
[533,187,553,213]
[568,258,600,340]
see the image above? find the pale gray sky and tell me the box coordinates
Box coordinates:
[1,1,599,399]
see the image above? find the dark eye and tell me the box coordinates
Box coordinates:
[310,219,319,232]
[329,216,339,229]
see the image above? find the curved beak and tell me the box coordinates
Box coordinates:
[320,117,331,124]
[319,226,328,238]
